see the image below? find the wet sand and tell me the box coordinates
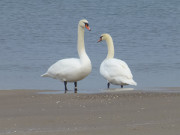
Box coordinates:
[0,89,180,135]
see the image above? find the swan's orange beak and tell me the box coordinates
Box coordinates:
[85,24,91,31]
[97,36,102,43]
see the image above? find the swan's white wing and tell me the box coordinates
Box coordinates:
[45,58,82,80]
[100,58,136,85]
[101,58,133,78]
[48,58,80,73]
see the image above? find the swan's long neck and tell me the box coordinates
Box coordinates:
[77,26,89,61]
[106,36,114,59]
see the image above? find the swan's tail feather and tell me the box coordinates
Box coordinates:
[41,73,49,77]
[129,80,137,86]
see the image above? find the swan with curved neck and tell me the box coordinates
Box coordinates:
[42,19,92,93]
[98,33,137,88]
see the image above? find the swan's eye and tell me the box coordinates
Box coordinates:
[84,23,89,26]
[84,23,91,31]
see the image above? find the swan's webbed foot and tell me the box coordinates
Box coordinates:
[74,82,77,93]
[107,82,110,89]
[64,81,68,93]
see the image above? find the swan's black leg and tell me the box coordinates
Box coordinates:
[121,85,123,88]
[107,82,110,89]
[74,82,77,93]
[64,81,68,93]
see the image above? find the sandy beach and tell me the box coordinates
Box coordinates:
[0,89,180,135]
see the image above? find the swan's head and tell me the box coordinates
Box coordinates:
[79,19,91,31]
[97,33,111,42]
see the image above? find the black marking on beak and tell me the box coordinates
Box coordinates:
[97,36,103,43]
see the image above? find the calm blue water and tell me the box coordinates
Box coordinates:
[0,0,180,92]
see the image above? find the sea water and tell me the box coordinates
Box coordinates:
[0,0,180,92]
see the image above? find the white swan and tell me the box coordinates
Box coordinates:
[41,19,92,93]
[98,33,137,88]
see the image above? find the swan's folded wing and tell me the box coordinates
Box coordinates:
[47,58,81,77]
[101,59,133,79]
